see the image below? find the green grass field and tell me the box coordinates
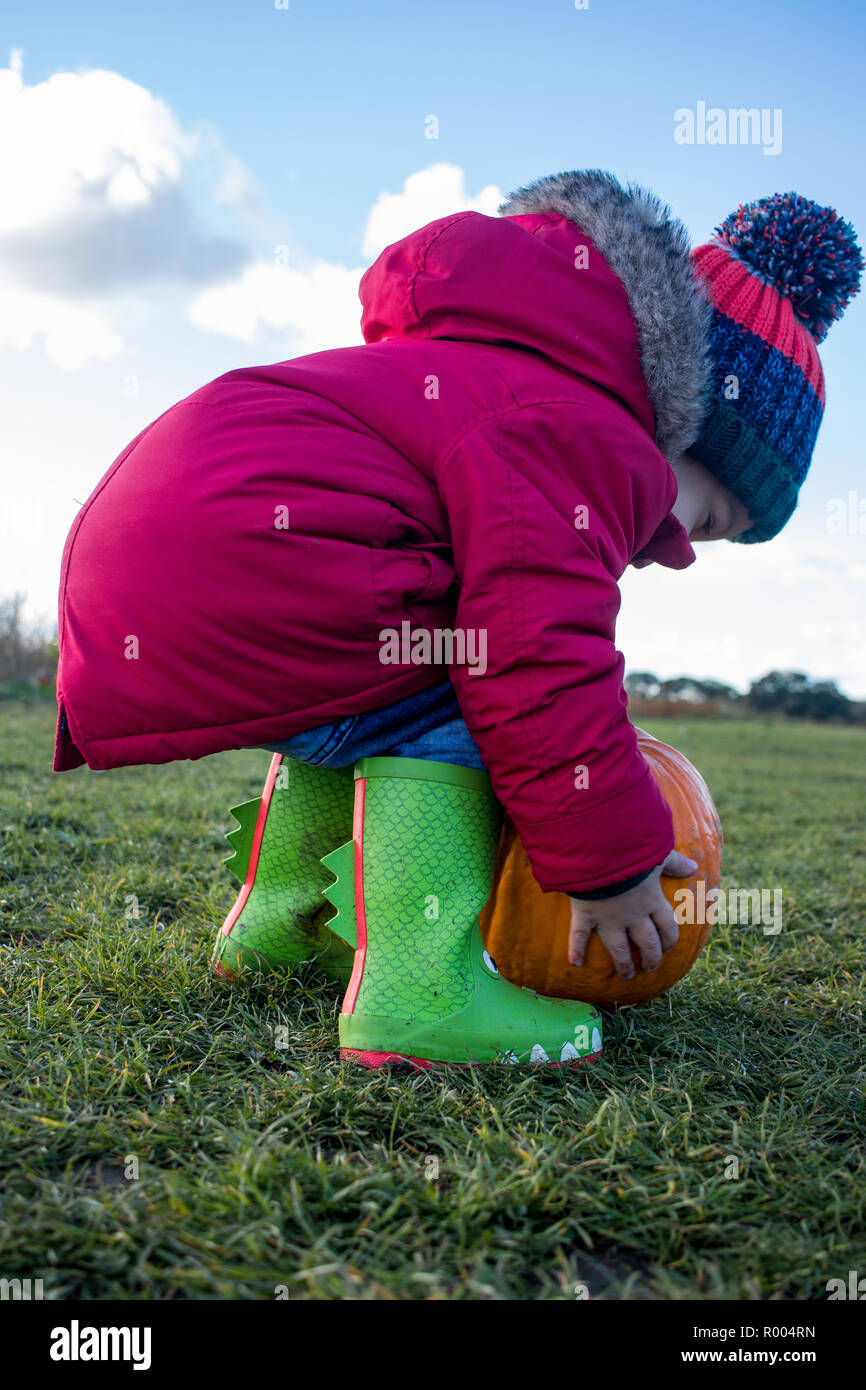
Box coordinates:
[1,701,863,1300]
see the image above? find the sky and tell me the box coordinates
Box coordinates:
[2,0,865,695]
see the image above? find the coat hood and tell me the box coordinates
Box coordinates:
[360,170,712,460]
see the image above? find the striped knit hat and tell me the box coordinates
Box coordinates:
[690,193,862,543]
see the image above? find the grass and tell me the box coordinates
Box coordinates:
[0,702,863,1300]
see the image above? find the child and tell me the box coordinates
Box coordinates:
[53,171,862,1069]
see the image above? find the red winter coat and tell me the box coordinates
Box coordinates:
[54,181,710,893]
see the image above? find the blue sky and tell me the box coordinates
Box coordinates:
[3,0,865,692]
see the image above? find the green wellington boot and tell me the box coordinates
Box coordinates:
[321,757,602,1069]
[212,754,356,987]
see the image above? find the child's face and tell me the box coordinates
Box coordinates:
[668,453,754,543]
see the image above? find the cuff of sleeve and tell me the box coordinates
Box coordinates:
[569,866,656,900]
[511,764,675,895]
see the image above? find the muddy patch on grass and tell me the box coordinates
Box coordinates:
[66,1160,130,1190]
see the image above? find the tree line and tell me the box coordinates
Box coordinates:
[625,670,865,723]
[0,594,57,695]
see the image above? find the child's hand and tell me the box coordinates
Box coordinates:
[568,850,697,979]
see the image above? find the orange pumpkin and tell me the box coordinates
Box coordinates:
[480,729,722,1007]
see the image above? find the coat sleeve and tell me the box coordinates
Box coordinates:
[435,402,675,894]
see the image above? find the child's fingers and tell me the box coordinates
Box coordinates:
[661,849,698,879]
[627,917,664,973]
[597,926,637,979]
[567,915,593,967]
[651,900,680,952]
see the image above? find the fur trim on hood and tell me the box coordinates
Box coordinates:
[499,170,712,459]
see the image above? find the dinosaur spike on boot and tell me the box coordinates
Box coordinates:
[320,841,358,949]
[213,755,356,987]
[223,798,260,883]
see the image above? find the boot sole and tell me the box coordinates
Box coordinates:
[340,1047,602,1072]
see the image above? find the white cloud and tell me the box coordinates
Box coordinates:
[0,58,499,369]
[0,282,123,370]
[0,50,187,236]
[186,163,504,352]
[362,162,502,259]
[189,259,365,354]
[0,51,250,369]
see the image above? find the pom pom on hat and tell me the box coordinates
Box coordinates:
[714,192,863,343]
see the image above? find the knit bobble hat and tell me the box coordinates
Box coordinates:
[689,193,863,542]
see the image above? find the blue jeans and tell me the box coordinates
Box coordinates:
[260,681,485,770]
